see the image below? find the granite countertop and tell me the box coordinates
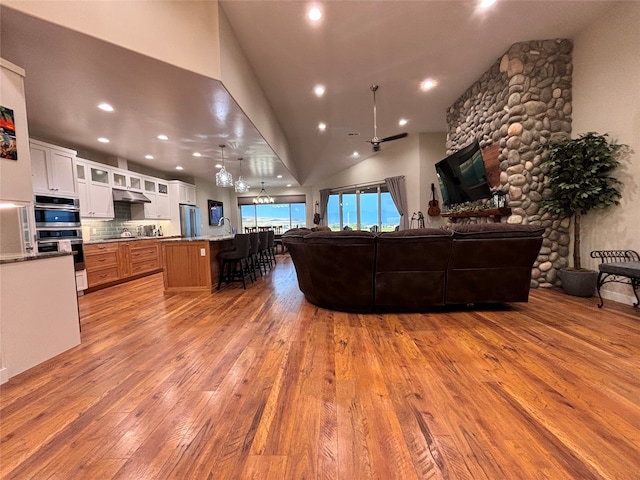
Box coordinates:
[0,251,74,265]
[159,235,235,243]
[84,235,180,245]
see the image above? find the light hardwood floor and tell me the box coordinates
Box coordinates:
[1,255,639,479]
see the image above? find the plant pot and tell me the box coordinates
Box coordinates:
[558,269,598,297]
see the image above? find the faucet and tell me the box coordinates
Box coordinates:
[218,217,232,235]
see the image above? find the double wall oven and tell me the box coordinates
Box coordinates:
[34,195,85,271]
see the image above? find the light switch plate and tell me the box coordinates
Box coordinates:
[200,248,206,256]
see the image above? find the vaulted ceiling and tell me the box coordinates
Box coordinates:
[0,1,614,188]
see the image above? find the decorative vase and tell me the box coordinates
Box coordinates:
[558,269,598,297]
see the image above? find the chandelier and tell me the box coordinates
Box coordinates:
[253,182,274,204]
[234,157,249,193]
[215,144,233,187]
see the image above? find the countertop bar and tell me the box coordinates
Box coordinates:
[0,251,74,265]
[84,236,180,245]
[85,235,233,245]
[159,235,235,243]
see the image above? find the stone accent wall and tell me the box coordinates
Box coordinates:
[445,39,573,288]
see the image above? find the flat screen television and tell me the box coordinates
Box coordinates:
[435,140,491,206]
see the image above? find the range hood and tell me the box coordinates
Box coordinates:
[112,188,152,204]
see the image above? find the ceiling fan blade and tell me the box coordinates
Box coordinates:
[379,132,408,143]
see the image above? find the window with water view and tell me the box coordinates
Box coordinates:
[241,203,306,231]
[327,184,399,232]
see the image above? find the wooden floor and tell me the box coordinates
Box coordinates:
[1,255,639,479]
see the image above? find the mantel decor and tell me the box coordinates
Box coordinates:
[442,207,512,223]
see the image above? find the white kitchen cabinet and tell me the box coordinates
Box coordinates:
[112,171,142,191]
[30,139,77,197]
[131,178,170,220]
[75,159,114,219]
[169,180,196,205]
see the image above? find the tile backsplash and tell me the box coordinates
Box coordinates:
[82,203,171,241]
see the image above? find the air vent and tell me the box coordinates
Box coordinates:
[348,132,360,136]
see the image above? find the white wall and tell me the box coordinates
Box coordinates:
[194,177,234,237]
[313,133,447,227]
[0,58,32,203]
[5,0,222,80]
[419,133,448,227]
[572,2,640,305]
[218,7,296,182]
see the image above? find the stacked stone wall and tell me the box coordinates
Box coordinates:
[445,39,573,288]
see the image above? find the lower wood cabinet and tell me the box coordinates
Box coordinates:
[85,239,162,289]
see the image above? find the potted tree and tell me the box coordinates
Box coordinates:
[541,132,628,296]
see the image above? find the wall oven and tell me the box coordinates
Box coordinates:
[34,195,85,271]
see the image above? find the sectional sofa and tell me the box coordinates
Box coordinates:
[283,223,544,312]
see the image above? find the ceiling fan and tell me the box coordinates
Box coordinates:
[368,84,408,152]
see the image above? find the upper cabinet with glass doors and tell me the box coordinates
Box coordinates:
[112,171,142,191]
[75,159,114,219]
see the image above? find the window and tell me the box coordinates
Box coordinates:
[240,202,306,231]
[327,183,399,232]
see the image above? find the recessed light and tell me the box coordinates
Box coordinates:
[286,184,292,187]
[192,152,202,157]
[314,84,325,97]
[215,164,222,169]
[399,118,408,126]
[420,79,438,91]
[157,134,169,140]
[98,103,114,112]
[318,122,327,131]
[479,0,497,8]
[175,166,184,170]
[277,175,283,179]
[352,151,360,158]
[307,6,322,21]
[145,154,154,160]
[98,137,110,143]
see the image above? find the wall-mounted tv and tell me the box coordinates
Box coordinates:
[435,140,491,206]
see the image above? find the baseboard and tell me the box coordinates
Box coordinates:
[600,289,637,307]
[0,367,9,385]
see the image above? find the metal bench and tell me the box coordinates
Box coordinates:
[590,250,640,308]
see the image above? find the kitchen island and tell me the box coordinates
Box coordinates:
[0,252,80,383]
[160,236,234,293]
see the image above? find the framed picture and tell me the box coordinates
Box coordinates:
[0,106,17,161]
[208,200,223,225]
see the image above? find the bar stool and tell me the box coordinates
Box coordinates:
[217,234,251,290]
[248,232,262,280]
[258,230,272,272]
[267,230,276,264]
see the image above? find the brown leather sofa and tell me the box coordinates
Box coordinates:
[283,224,544,312]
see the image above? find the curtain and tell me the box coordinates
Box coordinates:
[319,188,331,225]
[385,175,408,230]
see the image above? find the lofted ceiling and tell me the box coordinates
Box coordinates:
[1,1,615,190]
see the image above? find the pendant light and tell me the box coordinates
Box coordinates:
[253,182,274,204]
[215,144,233,187]
[234,157,249,193]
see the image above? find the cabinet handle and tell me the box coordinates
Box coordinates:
[99,274,107,278]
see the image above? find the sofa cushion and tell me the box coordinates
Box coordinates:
[303,230,376,244]
[377,227,451,238]
[292,229,376,312]
[375,228,452,308]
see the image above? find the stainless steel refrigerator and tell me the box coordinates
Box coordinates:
[179,204,201,238]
